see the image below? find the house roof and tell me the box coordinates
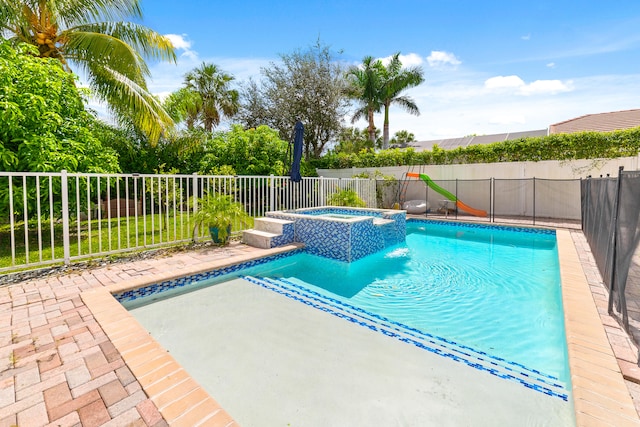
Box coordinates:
[549,108,640,134]
[411,129,548,151]
[410,108,640,152]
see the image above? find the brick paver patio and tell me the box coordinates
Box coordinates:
[0,228,639,426]
[0,243,263,426]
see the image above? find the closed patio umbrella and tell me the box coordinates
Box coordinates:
[290,120,304,183]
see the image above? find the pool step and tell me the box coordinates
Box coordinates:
[372,218,394,226]
[243,217,295,249]
[242,229,280,249]
[242,275,570,401]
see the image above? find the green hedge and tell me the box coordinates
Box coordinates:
[312,127,640,169]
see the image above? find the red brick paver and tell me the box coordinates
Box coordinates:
[0,242,261,426]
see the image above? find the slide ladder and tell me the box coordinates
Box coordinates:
[406,172,487,217]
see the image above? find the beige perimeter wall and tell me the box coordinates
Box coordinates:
[316,156,640,220]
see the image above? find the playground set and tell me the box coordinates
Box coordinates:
[396,169,487,218]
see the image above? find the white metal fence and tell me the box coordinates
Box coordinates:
[0,171,377,273]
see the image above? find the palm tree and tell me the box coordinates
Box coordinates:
[380,53,424,149]
[163,87,202,130]
[0,0,176,143]
[345,56,385,144]
[183,63,240,132]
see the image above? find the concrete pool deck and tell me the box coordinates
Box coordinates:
[0,227,639,425]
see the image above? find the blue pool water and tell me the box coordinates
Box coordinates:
[234,220,569,385]
[121,219,570,394]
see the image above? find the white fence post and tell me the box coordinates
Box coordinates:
[269,174,275,212]
[192,173,199,238]
[60,170,71,265]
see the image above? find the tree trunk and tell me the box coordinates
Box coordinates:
[367,108,376,143]
[382,101,390,150]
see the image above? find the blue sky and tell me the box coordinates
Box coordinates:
[137,0,640,141]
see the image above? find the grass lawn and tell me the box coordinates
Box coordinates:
[0,213,254,272]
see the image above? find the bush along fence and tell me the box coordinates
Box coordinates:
[0,171,377,273]
[581,168,640,357]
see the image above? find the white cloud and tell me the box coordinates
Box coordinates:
[546,62,556,68]
[379,52,424,67]
[484,75,573,95]
[164,33,198,60]
[484,75,525,89]
[165,34,191,50]
[521,34,531,41]
[427,51,461,68]
[519,79,573,95]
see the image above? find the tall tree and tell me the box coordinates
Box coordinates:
[0,0,176,143]
[333,127,379,154]
[239,41,349,159]
[380,53,424,149]
[237,78,269,129]
[389,129,417,149]
[0,41,120,173]
[163,87,202,130]
[183,62,240,132]
[345,56,385,144]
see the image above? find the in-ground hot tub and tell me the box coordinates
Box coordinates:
[266,206,405,262]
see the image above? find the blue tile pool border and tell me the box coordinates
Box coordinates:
[113,248,304,303]
[407,218,557,235]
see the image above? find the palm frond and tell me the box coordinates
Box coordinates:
[391,96,420,116]
[62,29,149,79]
[89,64,174,144]
[53,0,143,27]
[69,21,175,63]
[2,0,176,142]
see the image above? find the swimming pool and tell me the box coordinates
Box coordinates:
[121,219,574,425]
[239,221,568,385]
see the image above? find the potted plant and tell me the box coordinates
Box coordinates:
[192,194,252,244]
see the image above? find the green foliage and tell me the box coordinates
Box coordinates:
[0,41,120,173]
[389,130,416,149]
[1,0,176,143]
[345,56,385,143]
[316,128,640,169]
[144,166,183,214]
[192,194,252,243]
[163,88,202,129]
[352,170,397,208]
[327,188,366,207]
[379,53,424,149]
[0,41,122,220]
[199,125,288,176]
[182,63,240,132]
[332,127,379,154]
[238,40,349,158]
[96,123,207,174]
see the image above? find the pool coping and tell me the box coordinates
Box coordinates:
[79,232,639,426]
[80,243,302,426]
[556,230,639,425]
